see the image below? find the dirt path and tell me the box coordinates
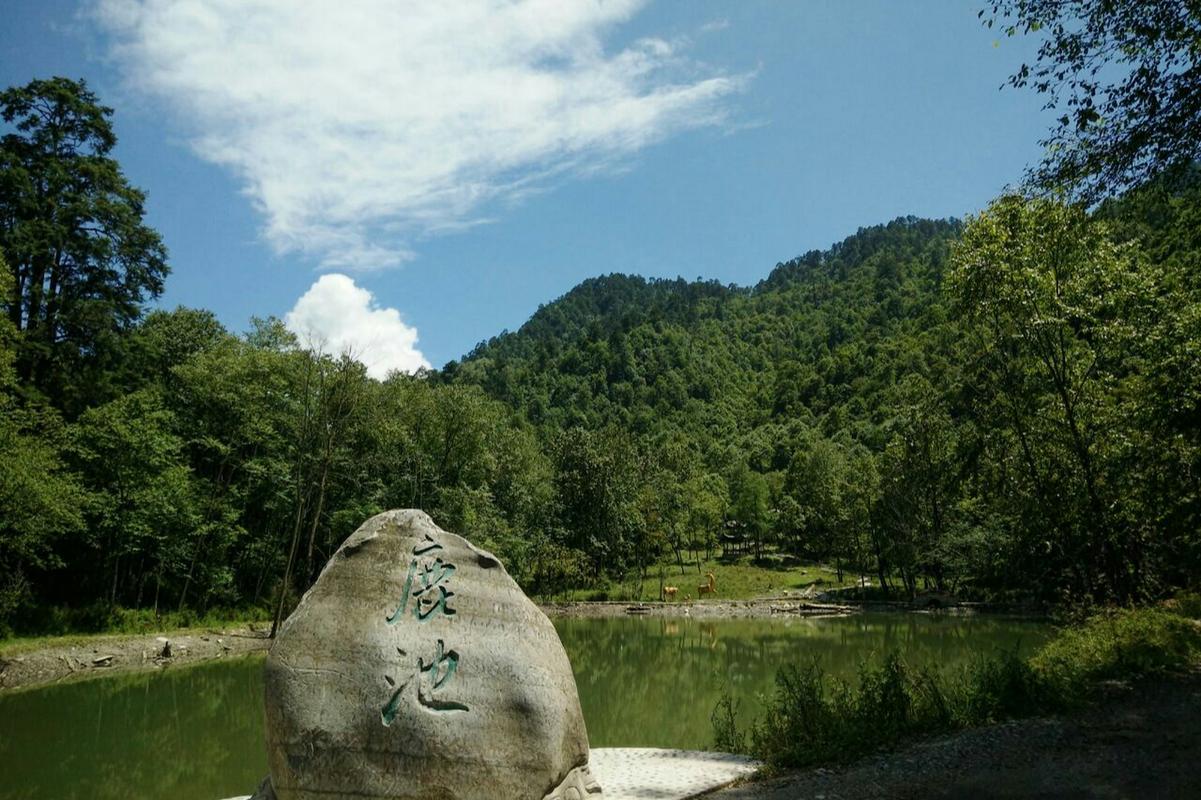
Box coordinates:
[0,625,271,692]
[711,674,1201,800]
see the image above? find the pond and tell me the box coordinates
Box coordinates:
[0,612,1049,800]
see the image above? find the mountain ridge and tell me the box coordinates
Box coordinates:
[448,215,964,452]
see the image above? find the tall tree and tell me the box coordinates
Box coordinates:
[949,194,1144,601]
[986,0,1201,199]
[71,389,198,610]
[551,426,643,579]
[0,257,84,629]
[875,376,959,595]
[0,77,168,411]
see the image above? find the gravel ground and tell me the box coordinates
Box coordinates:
[709,673,1201,800]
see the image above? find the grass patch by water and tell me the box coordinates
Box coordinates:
[547,558,852,603]
[714,605,1201,771]
[0,605,271,655]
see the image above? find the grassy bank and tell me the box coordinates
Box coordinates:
[0,605,271,655]
[544,558,852,603]
[714,602,1201,771]
[6,557,844,646]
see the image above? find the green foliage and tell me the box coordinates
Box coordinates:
[0,608,278,673]
[547,559,848,603]
[985,0,1201,199]
[722,607,1201,769]
[1173,592,1201,620]
[1031,609,1201,699]
[948,191,1201,601]
[0,77,168,412]
[458,217,968,593]
[747,660,837,767]
[711,691,746,754]
[0,259,85,630]
[72,389,199,609]
[955,651,1045,725]
[744,654,963,770]
[5,72,1201,637]
[6,603,272,643]
[551,426,647,578]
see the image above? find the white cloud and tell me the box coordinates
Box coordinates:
[92,0,746,270]
[284,274,430,377]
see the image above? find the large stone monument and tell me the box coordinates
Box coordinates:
[253,510,603,800]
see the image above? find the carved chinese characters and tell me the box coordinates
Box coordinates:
[257,510,602,800]
[381,533,467,722]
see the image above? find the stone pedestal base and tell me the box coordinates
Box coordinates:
[230,748,759,800]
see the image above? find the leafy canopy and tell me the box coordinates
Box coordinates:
[0,77,168,411]
[985,0,1201,199]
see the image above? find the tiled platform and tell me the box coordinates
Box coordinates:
[222,747,760,800]
[591,747,760,799]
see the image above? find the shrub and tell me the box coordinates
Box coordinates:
[745,654,963,770]
[1031,608,1201,700]
[711,691,746,754]
[749,660,840,768]
[955,650,1047,724]
[717,607,1201,770]
[1169,592,1201,620]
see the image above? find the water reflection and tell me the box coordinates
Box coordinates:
[0,654,268,800]
[559,613,1049,749]
[0,614,1047,799]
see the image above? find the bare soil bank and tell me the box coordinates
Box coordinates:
[0,625,271,692]
[711,672,1201,800]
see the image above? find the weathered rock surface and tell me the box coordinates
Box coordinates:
[259,510,600,800]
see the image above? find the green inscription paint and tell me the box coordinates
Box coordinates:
[381,639,468,724]
[381,680,407,726]
[418,640,468,713]
[387,558,457,624]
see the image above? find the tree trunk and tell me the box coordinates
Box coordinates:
[177,531,205,614]
[304,463,330,583]
[271,492,309,639]
[134,554,147,608]
[109,552,120,607]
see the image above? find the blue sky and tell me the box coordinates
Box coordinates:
[0,1,1050,372]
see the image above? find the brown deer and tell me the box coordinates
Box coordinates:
[662,585,678,601]
[698,572,716,598]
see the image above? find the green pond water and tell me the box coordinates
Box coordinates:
[0,613,1048,800]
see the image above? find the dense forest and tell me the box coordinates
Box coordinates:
[2,0,1199,636]
[451,184,1201,605]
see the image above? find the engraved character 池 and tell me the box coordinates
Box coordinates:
[416,639,467,712]
[381,639,468,724]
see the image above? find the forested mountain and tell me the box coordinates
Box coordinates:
[452,217,961,452]
[3,76,1200,638]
